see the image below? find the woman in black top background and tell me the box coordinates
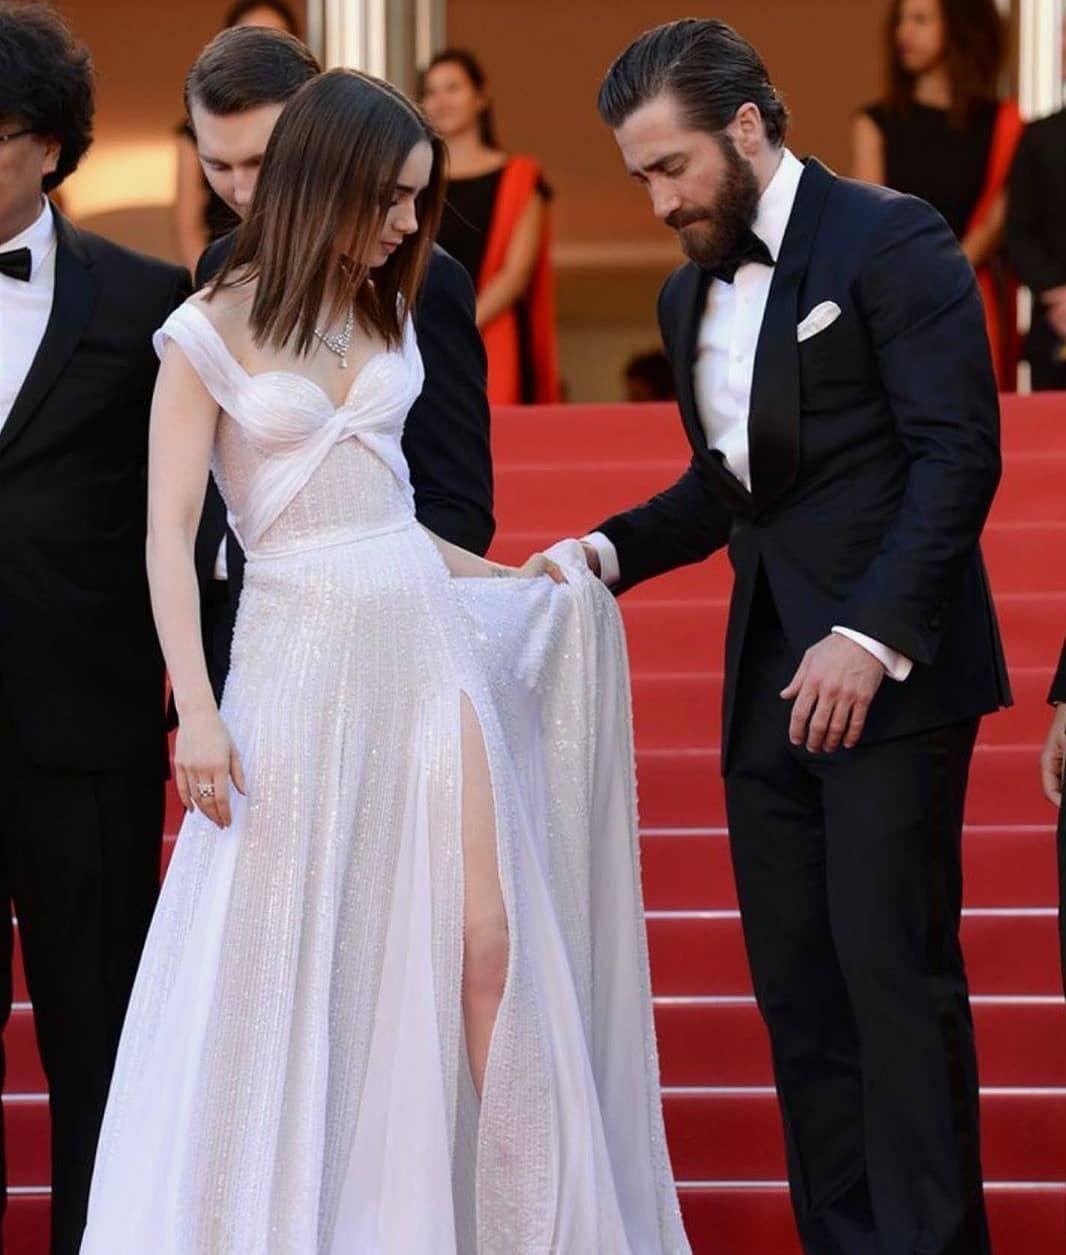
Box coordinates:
[420,49,559,404]
[852,0,1022,387]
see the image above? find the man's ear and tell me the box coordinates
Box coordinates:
[728,102,765,156]
[41,136,61,182]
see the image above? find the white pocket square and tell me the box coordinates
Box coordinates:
[797,301,842,343]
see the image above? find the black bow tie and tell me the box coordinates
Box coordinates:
[707,230,774,284]
[0,247,32,282]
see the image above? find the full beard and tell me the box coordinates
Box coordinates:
[670,134,760,269]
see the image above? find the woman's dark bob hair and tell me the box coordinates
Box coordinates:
[211,69,446,355]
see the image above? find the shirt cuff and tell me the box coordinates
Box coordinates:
[581,531,620,587]
[832,626,913,682]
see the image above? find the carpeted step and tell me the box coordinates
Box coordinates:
[488,395,1066,468]
[662,1087,1066,1181]
[161,741,1058,836]
[653,995,1066,1087]
[630,744,1053,828]
[629,667,1056,749]
[645,910,1062,997]
[675,1180,1066,1255]
[490,521,1066,601]
[490,455,1066,534]
[5,1088,1063,1196]
[639,826,1061,911]
[615,595,1066,668]
[6,1181,1063,1255]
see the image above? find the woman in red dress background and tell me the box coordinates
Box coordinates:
[852,0,1023,389]
[420,49,560,405]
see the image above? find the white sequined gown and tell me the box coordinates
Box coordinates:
[80,301,691,1255]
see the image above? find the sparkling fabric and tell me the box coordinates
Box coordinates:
[80,300,691,1254]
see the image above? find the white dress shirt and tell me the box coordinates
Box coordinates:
[1,199,57,432]
[586,149,911,682]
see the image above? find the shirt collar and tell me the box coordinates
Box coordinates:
[752,148,804,263]
[1,198,57,278]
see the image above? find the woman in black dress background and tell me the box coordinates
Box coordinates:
[420,49,559,404]
[852,0,1022,387]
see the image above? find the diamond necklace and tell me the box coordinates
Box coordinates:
[313,307,355,369]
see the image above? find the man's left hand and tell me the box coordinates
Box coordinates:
[781,634,886,753]
[1040,703,1066,808]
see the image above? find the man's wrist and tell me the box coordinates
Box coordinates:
[580,532,620,586]
[831,626,912,682]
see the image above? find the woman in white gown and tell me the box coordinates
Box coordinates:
[81,69,690,1255]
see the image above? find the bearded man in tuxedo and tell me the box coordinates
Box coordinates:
[582,20,1011,1255]
[0,5,188,1251]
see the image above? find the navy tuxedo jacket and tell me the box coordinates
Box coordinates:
[597,158,1011,764]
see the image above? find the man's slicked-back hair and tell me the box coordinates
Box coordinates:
[184,25,320,119]
[0,1,94,191]
[597,19,789,146]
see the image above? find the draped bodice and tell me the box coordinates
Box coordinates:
[153,301,425,556]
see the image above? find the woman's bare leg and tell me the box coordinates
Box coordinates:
[459,694,508,1096]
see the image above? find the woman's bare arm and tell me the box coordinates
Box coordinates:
[148,335,245,825]
[475,193,546,329]
[420,525,564,583]
[850,113,885,185]
[960,190,1006,270]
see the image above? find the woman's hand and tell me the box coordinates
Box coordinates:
[1040,704,1066,808]
[174,705,247,828]
[514,553,568,584]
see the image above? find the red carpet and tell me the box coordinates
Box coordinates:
[6,394,1066,1252]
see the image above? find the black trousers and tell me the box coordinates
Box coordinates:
[1058,802,1065,1001]
[1030,356,1066,392]
[202,576,238,705]
[1027,331,1066,391]
[0,690,162,1255]
[725,579,989,1255]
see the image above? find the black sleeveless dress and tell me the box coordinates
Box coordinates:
[862,100,997,240]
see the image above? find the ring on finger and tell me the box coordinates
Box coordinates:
[196,781,216,800]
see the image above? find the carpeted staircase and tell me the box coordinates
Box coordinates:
[5,393,1065,1252]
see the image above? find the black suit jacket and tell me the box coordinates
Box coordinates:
[0,213,190,770]
[1006,110,1066,367]
[189,235,495,700]
[597,159,1011,764]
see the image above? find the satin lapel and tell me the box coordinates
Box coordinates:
[671,262,711,447]
[0,213,97,458]
[672,262,753,515]
[747,157,835,512]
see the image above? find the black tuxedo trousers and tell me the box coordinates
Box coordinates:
[0,688,162,1255]
[1058,804,1066,1000]
[728,575,988,1255]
